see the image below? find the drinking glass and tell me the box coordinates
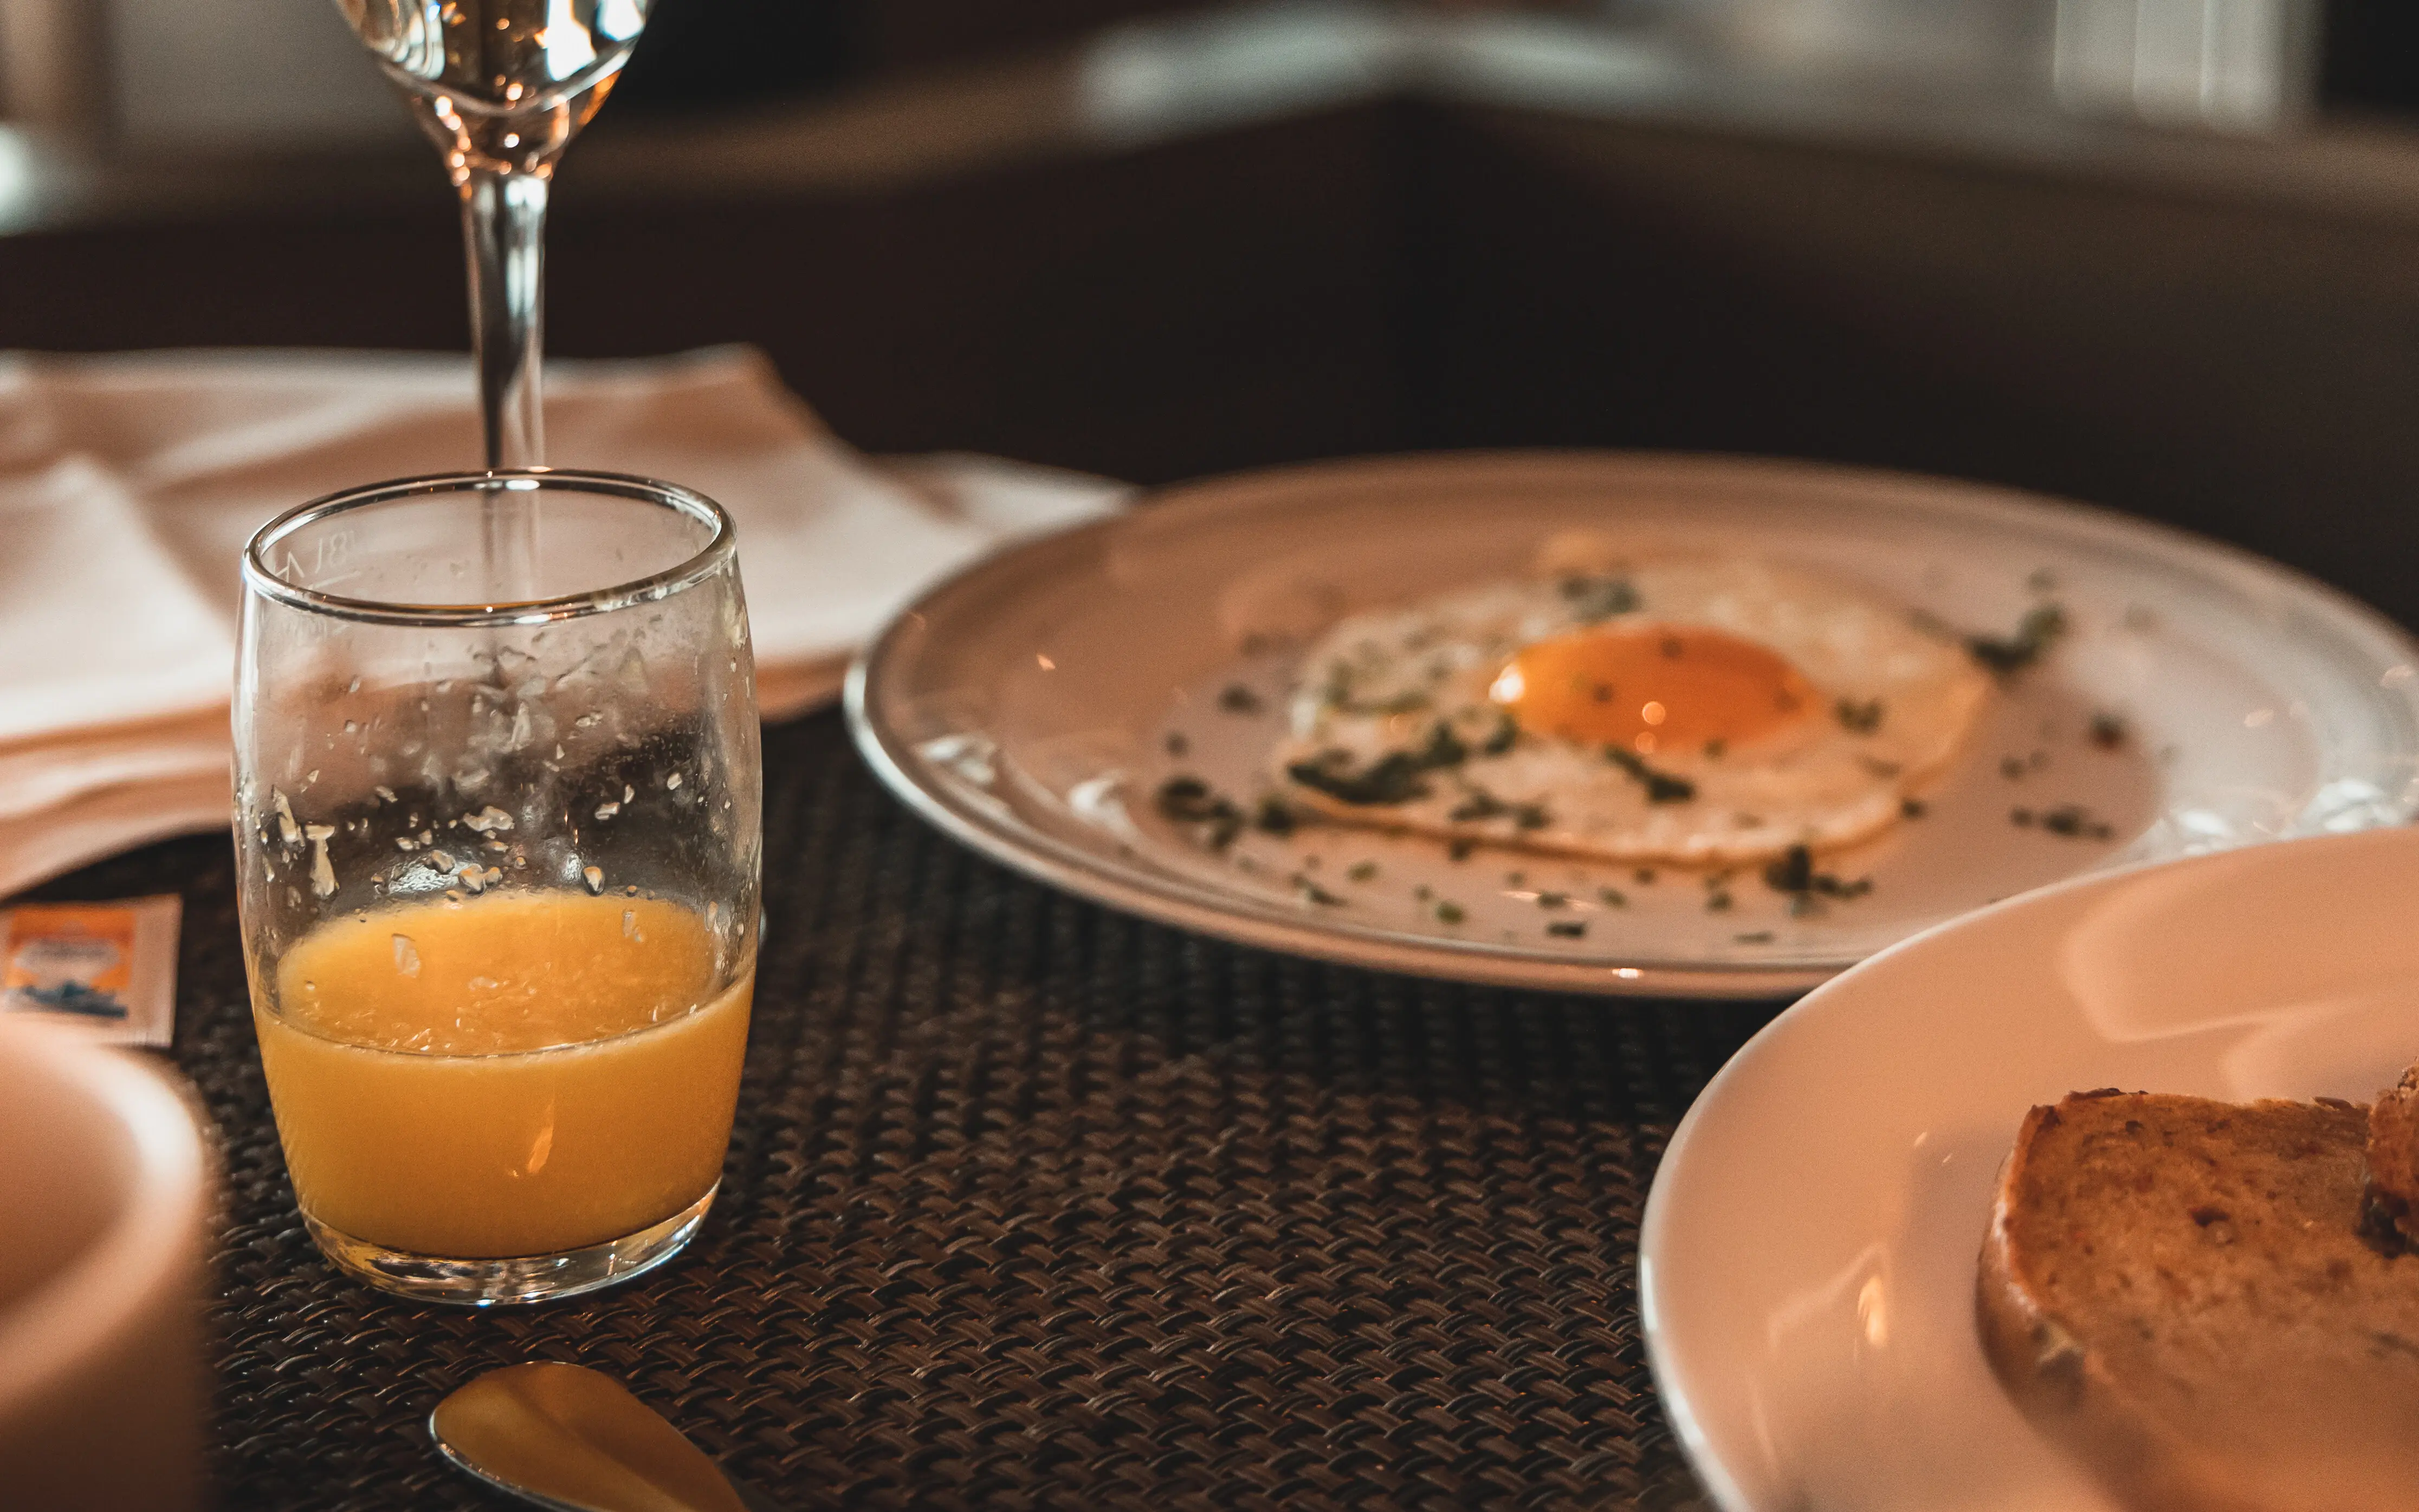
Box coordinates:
[234,471,760,1306]
[335,1,654,469]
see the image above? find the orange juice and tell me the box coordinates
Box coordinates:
[253,891,751,1259]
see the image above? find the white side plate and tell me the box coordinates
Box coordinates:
[1641,825,2419,1508]
[848,452,2419,998]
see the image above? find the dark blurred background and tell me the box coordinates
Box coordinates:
[3,0,2418,620]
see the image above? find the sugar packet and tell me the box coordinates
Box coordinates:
[1,895,183,1048]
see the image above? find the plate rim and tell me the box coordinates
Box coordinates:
[844,449,2419,1001]
[1635,823,2419,1508]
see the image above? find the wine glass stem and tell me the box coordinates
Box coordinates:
[461,167,550,473]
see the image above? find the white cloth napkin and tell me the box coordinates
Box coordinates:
[0,346,1126,897]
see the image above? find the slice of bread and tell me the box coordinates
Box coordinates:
[2365,1066,2419,1250]
[1977,1089,2419,1512]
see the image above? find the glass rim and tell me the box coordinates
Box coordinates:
[241,468,736,628]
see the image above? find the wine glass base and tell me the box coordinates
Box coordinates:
[302,1184,716,1306]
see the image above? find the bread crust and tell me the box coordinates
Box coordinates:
[1976,1091,2415,1512]
[2365,1065,2419,1248]
[1975,1099,2252,1512]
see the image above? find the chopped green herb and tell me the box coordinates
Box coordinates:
[1967,603,2067,676]
[1346,861,1378,882]
[1448,838,1477,861]
[1155,775,1245,849]
[1505,871,1525,885]
[2011,807,2033,827]
[1706,891,1734,912]
[1703,739,1726,760]
[1435,900,1466,924]
[1760,843,1873,912]
[1559,574,1640,622]
[1291,874,1346,906]
[1634,868,1657,885]
[1605,747,1696,803]
[1413,884,1433,901]
[2000,756,2027,781]
[1597,887,1628,907]
[1734,931,1775,944]
[1835,698,1885,734]
[1764,844,1813,894]
[1253,796,1297,836]
[2026,567,2059,593]
[2088,712,2128,750]
[1448,783,1549,830]
[1546,920,1587,938]
[1536,891,1569,909]
[1481,715,1518,756]
[1900,797,1928,819]
[2038,804,2116,841]
[1217,683,1264,715]
[1163,731,1189,757]
[1286,722,1467,806]
[1451,789,1509,823]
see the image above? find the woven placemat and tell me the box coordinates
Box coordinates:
[27,711,1779,1510]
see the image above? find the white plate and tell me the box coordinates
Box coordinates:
[846,452,2419,998]
[1641,825,2419,1509]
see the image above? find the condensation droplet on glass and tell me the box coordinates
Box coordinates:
[583,865,604,894]
[594,801,620,820]
[622,784,634,803]
[625,884,639,897]
[374,785,397,803]
[457,865,488,894]
[430,849,456,872]
[304,822,338,898]
[463,806,515,834]
[272,788,300,848]
[667,772,683,790]
[622,909,640,940]
[346,676,361,693]
[392,934,422,978]
[343,720,358,735]
[574,712,602,729]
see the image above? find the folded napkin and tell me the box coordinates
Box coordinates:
[0,346,1126,897]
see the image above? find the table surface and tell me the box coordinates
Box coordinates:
[27,709,1779,1510]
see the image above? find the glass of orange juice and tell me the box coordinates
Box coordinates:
[232,471,760,1305]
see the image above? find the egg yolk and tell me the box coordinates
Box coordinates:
[1488,626,1817,754]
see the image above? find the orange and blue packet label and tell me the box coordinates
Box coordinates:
[1,895,181,1047]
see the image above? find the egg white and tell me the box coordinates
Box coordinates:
[1269,560,1993,864]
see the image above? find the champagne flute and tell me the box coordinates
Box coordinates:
[335,2,652,482]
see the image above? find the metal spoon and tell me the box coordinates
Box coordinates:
[430,1362,787,1512]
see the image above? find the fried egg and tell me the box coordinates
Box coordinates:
[1269,560,1992,864]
